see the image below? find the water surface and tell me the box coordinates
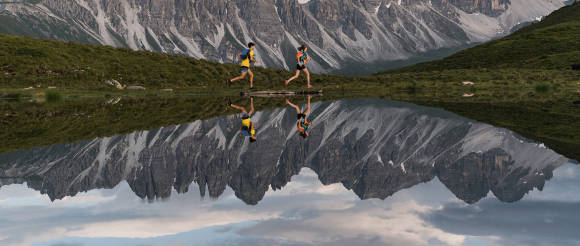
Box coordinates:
[0,98,578,246]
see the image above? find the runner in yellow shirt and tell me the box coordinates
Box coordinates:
[228,42,259,89]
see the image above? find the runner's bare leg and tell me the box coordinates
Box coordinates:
[230,104,247,114]
[248,70,254,88]
[285,71,301,87]
[304,69,312,88]
[285,98,301,114]
[230,72,248,83]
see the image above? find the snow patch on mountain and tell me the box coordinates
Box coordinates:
[0,0,565,74]
[459,0,564,41]
[462,124,568,171]
[170,26,204,58]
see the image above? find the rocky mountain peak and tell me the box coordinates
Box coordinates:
[0,0,564,74]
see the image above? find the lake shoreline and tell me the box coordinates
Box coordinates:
[1,90,579,162]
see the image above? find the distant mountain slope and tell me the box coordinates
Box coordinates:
[391,2,580,72]
[0,0,564,74]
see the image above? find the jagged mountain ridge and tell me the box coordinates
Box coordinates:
[0,0,564,74]
[0,99,569,205]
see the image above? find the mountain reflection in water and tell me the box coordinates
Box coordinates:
[0,99,570,205]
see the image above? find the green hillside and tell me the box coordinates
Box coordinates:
[1,3,579,93]
[0,34,297,90]
[390,2,580,72]
[0,31,372,92]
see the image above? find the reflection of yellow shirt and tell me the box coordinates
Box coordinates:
[241,118,255,136]
[241,50,254,68]
[242,117,251,128]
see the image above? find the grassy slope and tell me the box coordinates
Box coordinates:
[1,4,579,92]
[373,3,580,92]
[0,33,363,91]
[388,3,580,72]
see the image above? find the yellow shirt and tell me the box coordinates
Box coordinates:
[241,50,254,68]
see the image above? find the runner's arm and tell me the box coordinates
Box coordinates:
[251,54,259,63]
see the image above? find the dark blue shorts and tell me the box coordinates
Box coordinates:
[241,66,250,73]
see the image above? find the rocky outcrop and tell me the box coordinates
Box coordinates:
[437,0,510,16]
[0,0,564,74]
[0,99,570,204]
[105,79,124,89]
[125,85,145,90]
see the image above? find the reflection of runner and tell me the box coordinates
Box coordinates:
[228,42,260,89]
[285,95,312,138]
[229,97,257,142]
[285,45,312,89]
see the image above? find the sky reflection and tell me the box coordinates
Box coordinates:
[0,98,577,246]
[0,162,577,246]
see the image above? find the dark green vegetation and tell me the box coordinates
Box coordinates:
[0,33,361,92]
[1,95,229,155]
[1,29,577,93]
[1,90,579,162]
[0,94,355,156]
[44,91,61,103]
[394,91,580,162]
[375,2,580,95]
[389,3,580,72]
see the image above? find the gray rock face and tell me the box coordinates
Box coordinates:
[0,99,570,205]
[439,0,510,16]
[0,0,563,74]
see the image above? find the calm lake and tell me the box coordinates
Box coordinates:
[0,97,578,246]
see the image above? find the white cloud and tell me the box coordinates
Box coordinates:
[0,167,466,246]
[239,200,466,246]
[3,162,580,246]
